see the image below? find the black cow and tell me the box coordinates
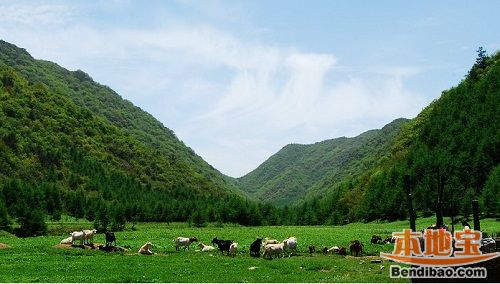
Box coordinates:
[371,235,382,244]
[212,237,232,255]
[349,240,363,257]
[308,245,316,254]
[322,247,328,255]
[250,238,262,257]
[383,236,394,244]
[338,247,347,256]
[105,231,116,247]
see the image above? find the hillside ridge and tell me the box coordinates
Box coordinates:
[237,118,409,206]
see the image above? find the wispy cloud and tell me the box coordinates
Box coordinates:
[0,1,431,177]
[0,3,73,25]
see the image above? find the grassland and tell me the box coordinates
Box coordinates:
[0,217,498,282]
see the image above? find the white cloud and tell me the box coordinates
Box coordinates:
[0,2,430,177]
[0,3,73,25]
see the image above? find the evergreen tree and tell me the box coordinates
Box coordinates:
[191,208,207,227]
[16,204,47,237]
[0,200,10,231]
[111,203,126,231]
[481,166,500,217]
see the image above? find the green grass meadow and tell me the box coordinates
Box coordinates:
[0,217,498,282]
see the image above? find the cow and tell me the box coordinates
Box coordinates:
[371,235,382,244]
[263,238,280,247]
[105,231,116,247]
[308,245,316,254]
[175,237,198,251]
[197,243,216,252]
[322,247,329,255]
[71,231,85,246]
[139,242,154,255]
[283,237,297,257]
[83,229,97,245]
[338,247,347,256]
[212,237,232,255]
[481,238,496,253]
[349,240,363,256]
[249,238,263,257]
[383,237,394,244]
[327,246,339,254]
[60,236,72,245]
[229,242,238,257]
[263,243,284,259]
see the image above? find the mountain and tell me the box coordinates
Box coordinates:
[0,40,267,234]
[288,49,500,224]
[237,118,409,206]
[0,40,240,194]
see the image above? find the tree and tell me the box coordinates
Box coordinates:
[15,204,47,237]
[191,208,207,227]
[111,203,126,231]
[476,47,487,68]
[481,166,500,217]
[0,200,10,231]
[468,47,489,79]
[94,201,110,232]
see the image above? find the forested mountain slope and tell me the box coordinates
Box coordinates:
[288,50,500,225]
[0,40,238,194]
[237,118,408,206]
[0,40,266,235]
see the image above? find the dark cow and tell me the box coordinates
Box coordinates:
[338,247,347,256]
[383,236,394,244]
[249,238,262,257]
[349,240,363,257]
[308,245,316,254]
[105,231,116,247]
[322,247,328,255]
[371,235,382,244]
[212,237,232,255]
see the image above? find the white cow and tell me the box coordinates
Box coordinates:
[139,242,154,255]
[60,236,72,245]
[71,231,85,245]
[327,246,339,254]
[262,238,279,248]
[263,243,284,259]
[175,237,198,251]
[197,243,216,252]
[283,237,297,257]
[229,242,238,257]
[83,229,97,245]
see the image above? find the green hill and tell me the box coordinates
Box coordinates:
[0,40,266,235]
[237,118,408,206]
[289,49,500,224]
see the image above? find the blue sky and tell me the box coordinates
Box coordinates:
[0,0,499,177]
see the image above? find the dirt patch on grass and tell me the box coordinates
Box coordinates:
[0,243,11,249]
[52,243,129,252]
[52,244,73,249]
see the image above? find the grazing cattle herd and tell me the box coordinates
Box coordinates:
[57,229,408,260]
[55,227,500,262]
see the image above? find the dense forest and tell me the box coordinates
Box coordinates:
[0,41,498,236]
[0,41,280,236]
[286,48,499,225]
[238,118,408,206]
